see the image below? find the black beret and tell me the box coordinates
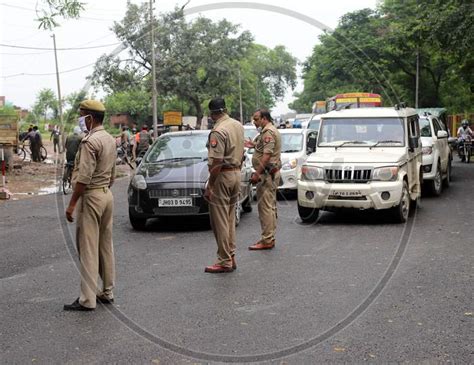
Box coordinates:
[208,98,226,113]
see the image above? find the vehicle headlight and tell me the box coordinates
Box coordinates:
[282,159,298,170]
[301,165,324,181]
[372,166,399,181]
[131,174,147,190]
[422,146,433,155]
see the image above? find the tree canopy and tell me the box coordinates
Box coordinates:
[91,4,297,124]
[290,0,473,113]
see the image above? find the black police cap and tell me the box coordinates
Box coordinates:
[208,98,226,113]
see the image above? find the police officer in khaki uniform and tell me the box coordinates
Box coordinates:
[245,109,281,250]
[64,100,117,311]
[204,98,244,273]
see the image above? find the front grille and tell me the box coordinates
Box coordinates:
[325,168,372,183]
[149,188,202,199]
[328,195,367,201]
[153,206,201,215]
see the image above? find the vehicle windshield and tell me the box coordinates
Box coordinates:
[308,119,320,131]
[319,117,405,147]
[281,133,303,153]
[244,127,258,141]
[145,133,209,163]
[419,118,432,137]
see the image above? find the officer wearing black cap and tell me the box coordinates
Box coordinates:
[205,98,244,273]
[64,99,117,311]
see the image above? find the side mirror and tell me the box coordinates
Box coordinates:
[409,136,419,150]
[307,135,317,153]
[437,130,448,139]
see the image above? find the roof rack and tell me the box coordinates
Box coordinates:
[394,102,407,110]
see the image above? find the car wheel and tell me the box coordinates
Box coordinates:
[242,195,253,213]
[235,199,242,226]
[129,210,147,230]
[443,159,451,188]
[429,162,442,196]
[298,202,319,223]
[391,181,410,223]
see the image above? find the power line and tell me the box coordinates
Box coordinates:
[0,42,121,50]
[2,62,97,79]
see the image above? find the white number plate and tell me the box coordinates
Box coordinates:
[330,190,362,197]
[158,198,193,207]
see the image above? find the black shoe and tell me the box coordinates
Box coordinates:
[96,296,114,305]
[63,298,94,311]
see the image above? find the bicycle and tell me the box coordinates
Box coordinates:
[62,161,74,195]
[17,142,47,162]
[458,138,472,163]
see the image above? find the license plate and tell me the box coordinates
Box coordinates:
[158,198,193,207]
[329,190,362,197]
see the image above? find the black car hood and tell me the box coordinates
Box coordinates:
[140,159,209,183]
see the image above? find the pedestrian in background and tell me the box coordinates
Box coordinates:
[50,125,61,153]
[32,126,42,162]
[245,109,281,250]
[204,98,244,273]
[64,126,83,164]
[64,100,117,311]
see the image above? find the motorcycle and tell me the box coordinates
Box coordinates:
[457,136,472,163]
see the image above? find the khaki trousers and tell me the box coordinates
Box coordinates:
[76,188,115,308]
[256,172,280,244]
[209,171,240,267]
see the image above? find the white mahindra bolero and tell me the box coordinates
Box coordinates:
[297,106,423,223]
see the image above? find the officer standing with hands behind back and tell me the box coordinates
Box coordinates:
[245,108,281,250]
[205,97,244,273]
[64,100,117,311]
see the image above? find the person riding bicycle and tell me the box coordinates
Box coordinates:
[457,119,473,141]
[65,126,83,164]
[457,120,473,162]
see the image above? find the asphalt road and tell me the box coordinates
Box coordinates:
[1,161,473,364]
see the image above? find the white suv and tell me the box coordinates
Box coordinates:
[419,114,452,196]
[297,106,422,223]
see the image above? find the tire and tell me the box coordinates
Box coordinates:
[429,162,443,196]
[443,159,451,188]
[391,181,410,223]
[466,147,471,163]
[234,199,242,226]
[17,148,26,161]
[298,202,319,223]
[242,192,253,213]
[129,210,147,230]
[40,146,47,161]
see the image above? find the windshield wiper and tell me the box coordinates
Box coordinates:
[334,141,367,150]
[155,157,203,163]
[370,140,402,149]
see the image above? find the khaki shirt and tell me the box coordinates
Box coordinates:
[72,126,116,189]
[252,122,281,170]
[207,114,244,168]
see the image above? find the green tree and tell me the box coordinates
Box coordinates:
[32,88,58,122]
[91,4,297,124]
[36,0,84,30]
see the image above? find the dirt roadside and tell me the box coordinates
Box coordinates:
[0,141,132,202]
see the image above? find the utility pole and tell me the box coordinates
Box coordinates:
[52,34,64,149]
[415,47,420,108]
[150,0,158,139]
[238,69,243,123]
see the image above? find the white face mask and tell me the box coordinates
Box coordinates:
[257,126,262,133]
[78,116,88,133]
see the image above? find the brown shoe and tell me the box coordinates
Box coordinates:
[248,241,275,250]
[204,264,234,273]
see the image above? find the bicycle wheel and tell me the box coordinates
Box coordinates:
[62,166,73,194]
[17,147,26,161]
[40,146,47,161]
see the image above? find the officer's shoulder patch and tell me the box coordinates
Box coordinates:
[210,138,218,148]
[264,135,273,143]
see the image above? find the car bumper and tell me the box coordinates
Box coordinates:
[128,184,209,218]
[278,168,298,190]
[298,180,403,210]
